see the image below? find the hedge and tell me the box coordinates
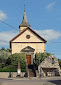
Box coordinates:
[0,65,27,72]
[0,68,17,72]
[0,68,26,72]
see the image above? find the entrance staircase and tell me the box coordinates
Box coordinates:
[28,69,35,77]
[28,65,36,77]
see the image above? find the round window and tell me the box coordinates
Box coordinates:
[26,35,30,39]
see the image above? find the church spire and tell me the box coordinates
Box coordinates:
[19,10,31,28]
[22,10,28,23]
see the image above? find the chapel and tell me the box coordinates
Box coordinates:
[10,10,47,65]
[10,10,60,77]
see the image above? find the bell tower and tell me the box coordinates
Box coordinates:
[19,9,31,32]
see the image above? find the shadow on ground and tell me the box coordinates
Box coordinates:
[48,80,61,85]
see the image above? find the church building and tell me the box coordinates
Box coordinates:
[10,10,61,77]
[10,10,47,65]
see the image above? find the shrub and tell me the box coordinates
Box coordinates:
[0,65,26,72]
[0,66,17,72]
[0,50,11,67]
[35,52,51,66]
[6,53,27,72]
[58,59,61,68]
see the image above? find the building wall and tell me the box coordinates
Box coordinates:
[19,27,27,32]
[11,43,45,54]
[38,56,60,69]
[11,29,45,54]
[38,55,60,77]
[12,29,44,42]
[0,72,25,78]
[11,28,46,65]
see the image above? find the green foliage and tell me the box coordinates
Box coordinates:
[6,48,11,52]
[0,65,26,72]
[21,69,27,72]
[7,53,27,72]
[0,68,26,72]
[1,47,5,51]
[0,53,27,72]
[0,64,2,68]
[0,66,17,72]
[58,59,61,68]
[0,48,26,72]
[0,48,11,52]
[35,52,51,66]
[0,50,11,67]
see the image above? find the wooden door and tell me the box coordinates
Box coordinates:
[26,55,31,65]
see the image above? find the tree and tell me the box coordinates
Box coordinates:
[58,59,61,68]
[35,52,51,66]
[1,47,5,51]
[6,48,11,52]
[7,53,27,71]
[0,50,11,67]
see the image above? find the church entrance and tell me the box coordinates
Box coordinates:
[21,46,35,65]
[26,55,31,65]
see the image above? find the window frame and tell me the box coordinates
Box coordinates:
[52,58,54,64]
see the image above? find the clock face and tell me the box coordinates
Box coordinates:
[26,35,30,39]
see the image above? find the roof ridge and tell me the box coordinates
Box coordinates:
[10,27,47,43]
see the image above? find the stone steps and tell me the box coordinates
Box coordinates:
[28,69,35,77]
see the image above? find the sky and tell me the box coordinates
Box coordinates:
[0,0,61,59]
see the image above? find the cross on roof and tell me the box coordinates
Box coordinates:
[24,0,26,11]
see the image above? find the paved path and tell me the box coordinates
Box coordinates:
[0,77,61,85]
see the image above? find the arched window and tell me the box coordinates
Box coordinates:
[52,58,54,64]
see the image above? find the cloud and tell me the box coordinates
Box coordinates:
[46,2,56,9]
[0,10,7,20]
[0,31,18,45]
[35,29,61,41]
[0,29,61,46]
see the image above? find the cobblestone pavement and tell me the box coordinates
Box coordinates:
[0,77,61,85]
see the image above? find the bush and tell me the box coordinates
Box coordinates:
[58,59,61,68]
[0,64,2,68]
[21,69,27,72]
[0,65,26,72]
[6,53,27,72]
[35,52,51,66]
[0,50,11,67]
[0,67,17,72]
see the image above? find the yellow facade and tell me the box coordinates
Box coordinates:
[11,43,45,54]
[13,29,44,42]
[10,11,47,65]
[11,28,46,54]
[19,27,27,32]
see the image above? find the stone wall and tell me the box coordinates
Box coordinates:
[0,72,25,78]
[38,55,60,69]
[38,55,61,77]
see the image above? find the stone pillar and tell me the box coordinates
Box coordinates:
[40,67,42,77]
[38,67,42,77]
